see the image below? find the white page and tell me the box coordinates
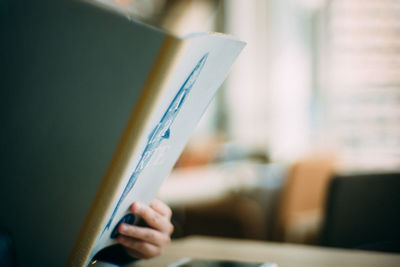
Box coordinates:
[91,32,245,262]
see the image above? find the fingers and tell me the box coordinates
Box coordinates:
[118,223,171,247]
[151,199,173,219]
[117,235,164,259]
[130,202,174,235]
[117,200,174,259]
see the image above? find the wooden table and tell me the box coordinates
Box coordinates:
[130,236,400,267]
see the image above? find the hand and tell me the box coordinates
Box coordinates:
[116,199,174,259]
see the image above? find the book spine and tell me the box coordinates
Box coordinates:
[66,35,183,267]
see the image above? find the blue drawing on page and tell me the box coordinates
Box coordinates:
[102,53,209,237]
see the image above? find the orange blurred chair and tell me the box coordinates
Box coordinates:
[274,153,336,244]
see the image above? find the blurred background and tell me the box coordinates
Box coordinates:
[99,0,400,252]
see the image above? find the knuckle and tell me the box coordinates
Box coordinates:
[136,204,148,216]
[150,213,161,225]
[145,230,155,241]
[125,225,138,238]
[165,208,173,219]
[167,223,174,235]
[143,244,157,259]
[141,207,155,222]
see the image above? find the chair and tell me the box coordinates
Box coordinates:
[319,172,400,253]
[274,154,336,243]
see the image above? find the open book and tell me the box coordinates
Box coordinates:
[0,0,244,266]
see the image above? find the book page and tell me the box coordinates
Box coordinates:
[90,32,245,263]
